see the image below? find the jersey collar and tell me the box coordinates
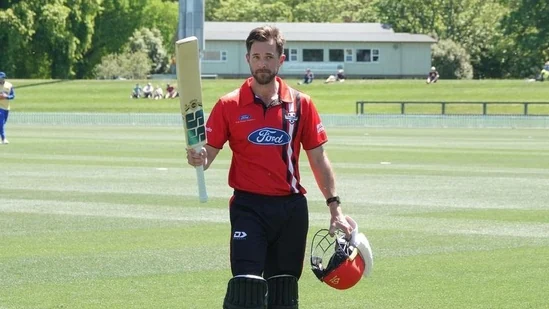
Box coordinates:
[239,76,293,106]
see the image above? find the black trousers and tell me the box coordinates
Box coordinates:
[229,190,309,279]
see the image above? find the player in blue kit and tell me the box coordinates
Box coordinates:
[0,72,15,144]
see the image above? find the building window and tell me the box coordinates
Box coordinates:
[356,49,380,63]
[284,48,298,62]
[303,49,324,62]
[372,49,379,62]
[345,49,353,62]
[329,49,344,62]
[202,50,227,62]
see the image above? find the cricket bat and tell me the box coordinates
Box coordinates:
[176,36,208,203]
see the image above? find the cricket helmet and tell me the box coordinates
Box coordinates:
[310,216,373,290]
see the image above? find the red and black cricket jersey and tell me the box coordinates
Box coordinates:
[206,76,328,196]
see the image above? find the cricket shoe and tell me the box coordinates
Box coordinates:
[1,139,9,144]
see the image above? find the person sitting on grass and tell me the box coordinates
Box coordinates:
[142,83,154,98]
[536,61,549,82]
[164,84,179,99]
[527,61,549,82]
[130,84,142,99]
[337,69,346,81]
[325,69,346,84]
[153,85,164,100]
[426,66,439,84]
[298,68,314,85]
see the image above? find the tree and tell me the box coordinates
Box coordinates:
[209,0,377,23]
[502,0,549,77]
[211,0,292,22]
[33,0,102,78]
[76,0,148,78]
[140,0,179,56]
[128,28,169,74]
[0,2,37,76]
[293,0,378,22]
[205,0,223,21]
[0,0,102,79]
[375,0,442,35]
[376,0,508,78]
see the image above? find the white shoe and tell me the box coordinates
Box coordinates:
[1,139,8,144]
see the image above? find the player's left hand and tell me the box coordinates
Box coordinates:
[328,206,352,238]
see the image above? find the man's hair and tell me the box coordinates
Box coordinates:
[246,25,285,56]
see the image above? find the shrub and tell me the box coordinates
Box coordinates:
[432,39,474,79]
[94,51,151,80]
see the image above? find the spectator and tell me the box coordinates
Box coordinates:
[426,66,439,84]
[170,56,176,74]
[537,61,549,82]
[0,71,15,144]
[142,82,154,98]
[337,69,346,81]
[165,83,179,99]
[298,68,314,85]
[153,85,164,100]
[130,83,142,99]
[324,69,346,84]
[528,61,549,82]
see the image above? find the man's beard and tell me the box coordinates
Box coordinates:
[251,68,277,85]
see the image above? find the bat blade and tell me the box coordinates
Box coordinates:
[176,36,208,203]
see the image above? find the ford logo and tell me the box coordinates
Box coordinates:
[248,128,291,145]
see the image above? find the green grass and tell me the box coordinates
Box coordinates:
[1,125,548,308]
[402,209,549,223]
[11,79,549,114]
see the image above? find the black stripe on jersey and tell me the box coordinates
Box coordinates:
[291,91,303,192]
[281,102,289,170]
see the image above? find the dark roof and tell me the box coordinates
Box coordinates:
[205,22,436,43]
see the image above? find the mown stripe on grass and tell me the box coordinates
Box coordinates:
[399,209,549,223]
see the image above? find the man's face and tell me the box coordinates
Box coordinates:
[246,39,285,85]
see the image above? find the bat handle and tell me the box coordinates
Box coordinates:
[195,165,208,203]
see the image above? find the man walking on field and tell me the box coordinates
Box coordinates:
[0,72,15,144]
[187,25,353,309]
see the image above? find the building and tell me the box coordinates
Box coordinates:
[200,22,437,79]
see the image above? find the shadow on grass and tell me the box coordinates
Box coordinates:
[16,80,70,89]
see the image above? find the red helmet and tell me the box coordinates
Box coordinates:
[310,216,373,290]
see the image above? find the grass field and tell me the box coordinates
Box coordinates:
[11,79,549,114]
[1,125,548,308]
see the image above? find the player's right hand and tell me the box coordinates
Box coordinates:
[187,147,207,167]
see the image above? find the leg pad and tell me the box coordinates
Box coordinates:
[223,275,268,309]
[267,275,298,309]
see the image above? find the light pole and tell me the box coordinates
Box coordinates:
[178,0,205,52]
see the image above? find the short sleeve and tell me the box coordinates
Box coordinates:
[301,98,328,150]
[205,100,229,149]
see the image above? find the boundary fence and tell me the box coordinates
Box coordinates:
[10,112,549,129]
[355,101,549,116]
